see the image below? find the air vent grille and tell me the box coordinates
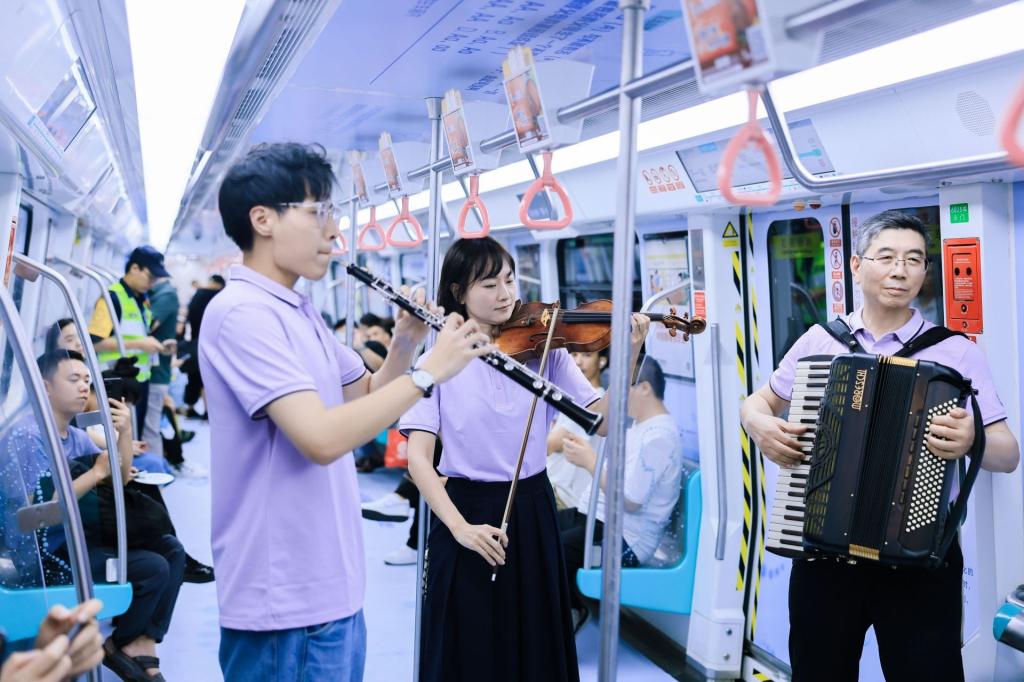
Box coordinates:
[956,90,996,137]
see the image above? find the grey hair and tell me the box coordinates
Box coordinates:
[855,210,931,256]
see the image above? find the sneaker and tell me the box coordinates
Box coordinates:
[179,429,196,444]
[572,607,589,635]
[361,492,411,522]
[174,460,208,479]
[383,544,418,566]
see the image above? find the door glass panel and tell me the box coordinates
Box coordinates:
[767,219,826,366]
[10,268,102,590]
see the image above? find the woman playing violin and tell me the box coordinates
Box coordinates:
[400,236,649,682]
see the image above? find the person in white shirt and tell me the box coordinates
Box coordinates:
[546,349,607,510]
[557,357,683,633]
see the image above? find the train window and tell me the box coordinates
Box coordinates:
[767,218,826,366]
[515,243,542,303]
[556,234,641,310]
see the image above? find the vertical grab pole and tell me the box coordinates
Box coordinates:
[414,95,444,682]
[345,186,358,348]
[710,323,728,560]
[599,2,648,680]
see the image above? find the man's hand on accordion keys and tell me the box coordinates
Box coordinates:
[746,413,807,468]
[926,407,976,460]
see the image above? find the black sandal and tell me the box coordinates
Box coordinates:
[102,638,166,681]
[132,655,166,681]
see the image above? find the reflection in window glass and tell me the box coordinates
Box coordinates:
[557,234,641,309]
[515,244,541,303]
[768,219,826,366]
[0,326,49,589]
[891,206,944,325]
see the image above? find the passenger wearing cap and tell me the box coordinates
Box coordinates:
[88,245,173,437]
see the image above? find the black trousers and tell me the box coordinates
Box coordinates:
[89,533,186,647]
[184,366,202,407]
[397,476,420,549]
[788,541,965,682]
[557,509,639,612]
[134,380,149,438]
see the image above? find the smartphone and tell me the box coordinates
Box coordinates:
[176,353,192,363]
[103,377,126,402]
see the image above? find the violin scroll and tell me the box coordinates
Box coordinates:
[661,307,707,342]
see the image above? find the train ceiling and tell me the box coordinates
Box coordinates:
[169,0,1017,248]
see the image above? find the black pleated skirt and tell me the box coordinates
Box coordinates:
[421,471,580,682]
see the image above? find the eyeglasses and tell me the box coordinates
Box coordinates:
[860,254,929,271]
[278,201,342,228]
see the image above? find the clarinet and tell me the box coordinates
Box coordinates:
[346,264,604,435]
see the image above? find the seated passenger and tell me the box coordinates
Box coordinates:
[48,315,218,585]
[546,349,606,510]
[558,357,683,632]
[36,349,184,682]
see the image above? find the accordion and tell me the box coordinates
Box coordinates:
[767,353,984,568]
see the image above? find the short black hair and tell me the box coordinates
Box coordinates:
[437,237,515,319]
[359,313,384,328]
[217,142,336,251]
[37,349,86,381]
[44,318,76,353]
[333,319,346,330]
[210,275,226,287]
[634,356,666,400]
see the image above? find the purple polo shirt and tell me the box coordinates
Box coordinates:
[400,347,600,481]
[199,265,367,631]
[770,308,1006,425]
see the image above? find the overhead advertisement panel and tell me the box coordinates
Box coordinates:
[675,119,834,194]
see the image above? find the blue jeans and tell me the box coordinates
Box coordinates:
[219,610,366,682]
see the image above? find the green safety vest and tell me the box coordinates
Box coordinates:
[97,281,152,382]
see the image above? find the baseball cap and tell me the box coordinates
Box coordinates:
[127,245,170,278]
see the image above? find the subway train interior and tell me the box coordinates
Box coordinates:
[2,1,1024,680]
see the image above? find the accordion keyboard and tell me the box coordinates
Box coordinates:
[765,357,832,559]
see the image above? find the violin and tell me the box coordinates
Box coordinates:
[496,299,707,362]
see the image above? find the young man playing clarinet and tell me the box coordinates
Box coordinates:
[740,210,1018,681]
[200,142,493,681]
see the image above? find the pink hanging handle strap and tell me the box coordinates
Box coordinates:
[332,234,348,256]
[717,88,782,207]
[518,150,573,230]
[457,174,491,239]
[386,195,425,248]
[357,206,387,251]
[1000,76,1024,166]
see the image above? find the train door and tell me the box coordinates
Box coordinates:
[742,204,840,678]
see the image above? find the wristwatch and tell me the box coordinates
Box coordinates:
[408,368,435,398]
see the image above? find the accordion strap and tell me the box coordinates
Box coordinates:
[935,392,986,563]
[821,318,866,353]
[819,318,967,358]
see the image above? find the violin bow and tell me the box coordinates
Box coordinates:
[491,306,562,582]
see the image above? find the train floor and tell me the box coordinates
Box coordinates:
[111,417,676,681]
